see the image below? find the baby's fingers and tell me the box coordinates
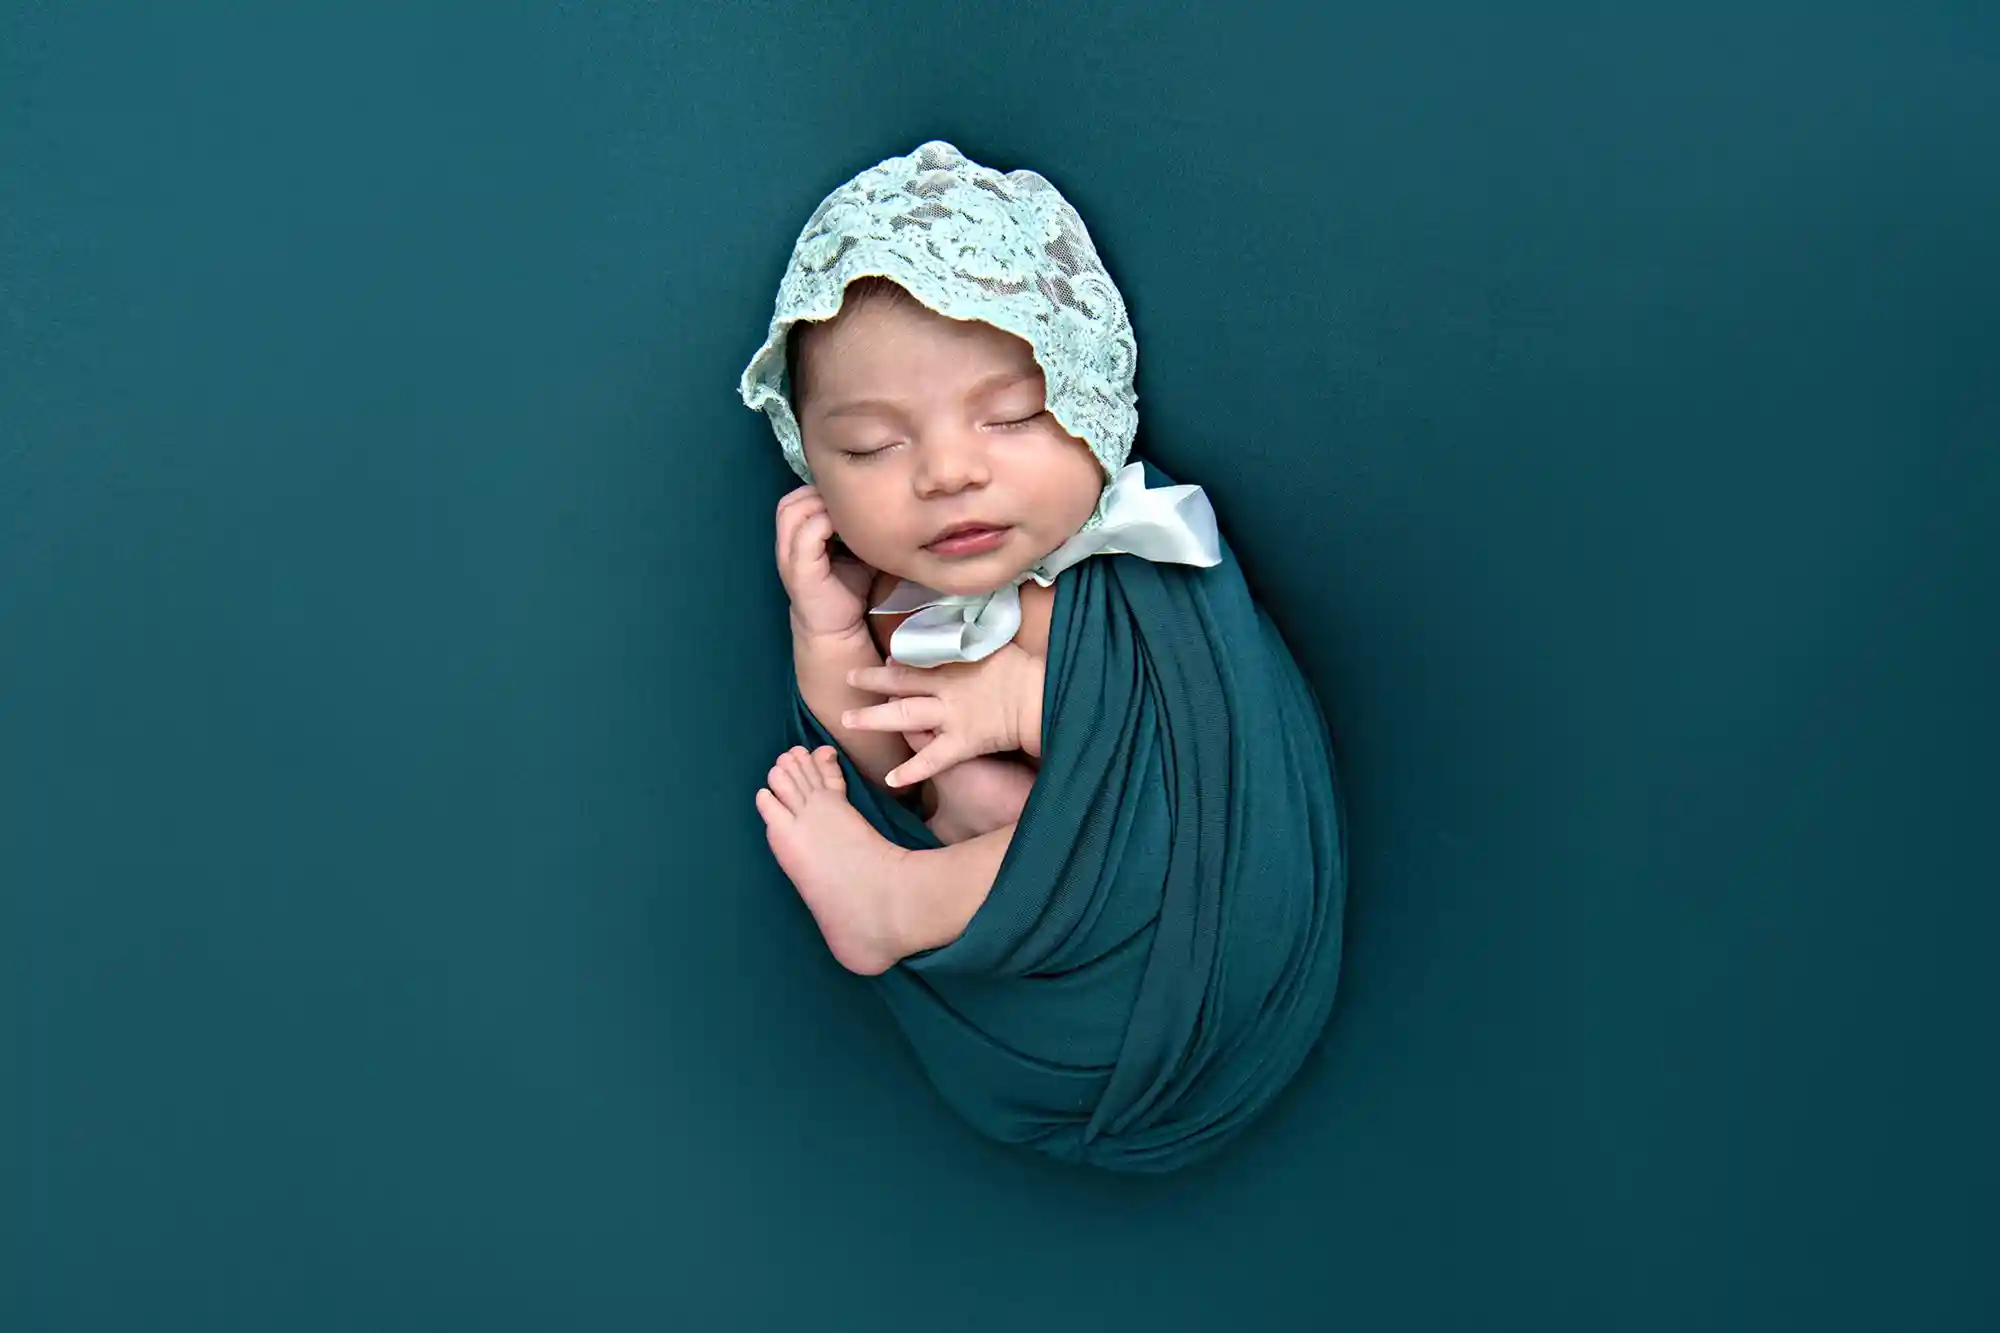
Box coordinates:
[846,663,924,696]
[842,696,945,736]
[782,509,835,575]
[885,734,965,790]
[774,489,824,547]
[775,484,821,516]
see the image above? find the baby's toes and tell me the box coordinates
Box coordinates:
[783,746,823,792]
[767,757,806,809]
[811,746,846,794]
[754,786,788,826]
[783,747,819,784]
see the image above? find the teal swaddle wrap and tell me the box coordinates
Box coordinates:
[791,463,1348,1172]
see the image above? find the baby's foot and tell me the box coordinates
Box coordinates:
[755,745,911,976]
[923,752,1036,845]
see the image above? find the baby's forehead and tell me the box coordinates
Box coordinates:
[801,296,1039,379]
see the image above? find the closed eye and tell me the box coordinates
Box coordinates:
[839,411,1046,458]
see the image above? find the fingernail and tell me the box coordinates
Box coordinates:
[845,670,859,685]
[885,771,900,788]
[841,711,855,726]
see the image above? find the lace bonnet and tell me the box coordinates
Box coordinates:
[738,140,1138,521]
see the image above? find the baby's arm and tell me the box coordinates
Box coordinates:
[798,573,1048,828]
[793,590,1023,822]
[794,623,912,790]
[843,645,1044,789]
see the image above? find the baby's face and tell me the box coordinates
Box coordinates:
[795,296,1105,597]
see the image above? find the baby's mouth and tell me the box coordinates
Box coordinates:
[924,523,1012,556]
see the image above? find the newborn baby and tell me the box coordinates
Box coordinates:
[760,273,1095,975]
[740,141,1346,1173]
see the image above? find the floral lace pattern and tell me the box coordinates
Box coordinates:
[738,141,1139,528]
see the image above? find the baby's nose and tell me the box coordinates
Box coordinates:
[916,439,990,492]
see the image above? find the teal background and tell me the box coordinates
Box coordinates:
[4,2,1995,1329]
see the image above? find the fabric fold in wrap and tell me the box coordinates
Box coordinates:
[790,462,1348,1174]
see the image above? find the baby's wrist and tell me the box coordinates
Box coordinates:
[1001,647,1044,758]
[789,611,871,651]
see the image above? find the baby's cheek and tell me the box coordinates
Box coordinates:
[1050,446,1107,524]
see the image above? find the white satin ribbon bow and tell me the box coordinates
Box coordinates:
[870,462,1222,669]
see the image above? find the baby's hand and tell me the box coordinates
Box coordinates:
[842,645,1045,789]
[777,485,875,641]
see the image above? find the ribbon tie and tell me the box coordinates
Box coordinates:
[871,462,1222,668]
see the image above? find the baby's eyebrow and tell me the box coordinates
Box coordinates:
[817,397,902,422]
[816,368,1040,421]
[963,368,1040,398]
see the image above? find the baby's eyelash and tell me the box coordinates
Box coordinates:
[840,412,1046,459]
